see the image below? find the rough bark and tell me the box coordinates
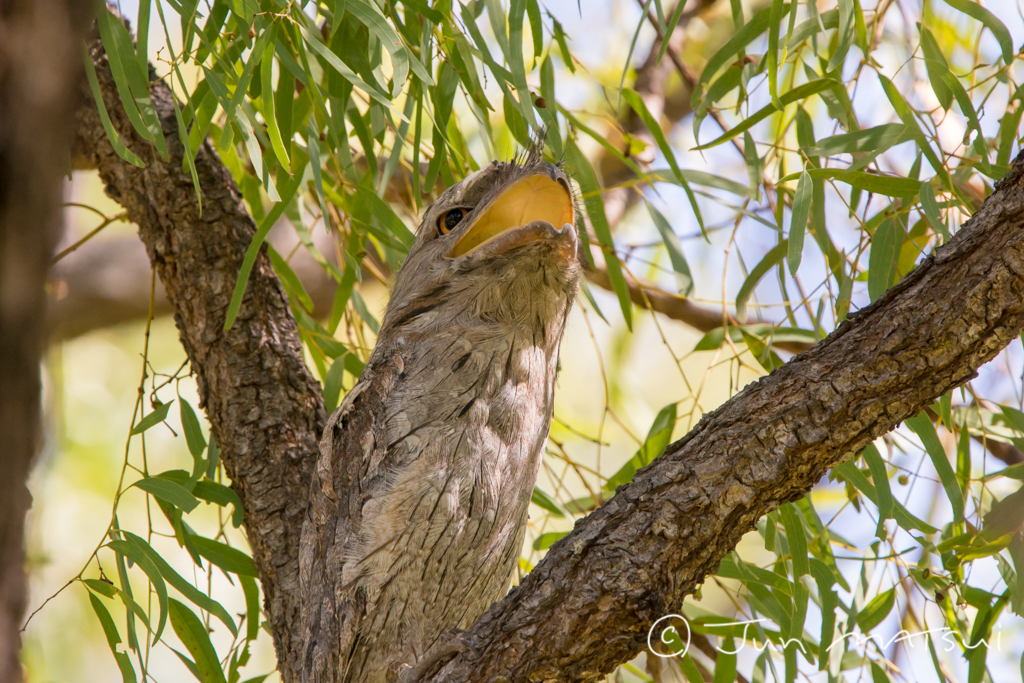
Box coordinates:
[0,0,92,681]
[408,153,1024,682]
[71,23,325,681]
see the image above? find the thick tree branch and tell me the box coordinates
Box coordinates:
[72,21,323,682]
[410,154,1024,681]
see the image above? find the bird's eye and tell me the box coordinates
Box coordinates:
[438,208,466,235]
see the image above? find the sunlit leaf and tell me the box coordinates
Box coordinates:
[907,412,965,522]
[788,171,812,275]
[942,0,1014,65]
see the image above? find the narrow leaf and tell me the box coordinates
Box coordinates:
[132,477,200,513]
[788,171,812,275]
[131,401,173,435]
[906,412,965,521]
[168,599,228,683]
[191,537,257,577]
[647,203,693,296]
[736,241,788,321]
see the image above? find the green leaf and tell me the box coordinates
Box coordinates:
[604,403,676,491]
[920,25,953,111]
[787,9,838,48]
[827,0,854,72]
[997,95,1024,167]
[693,325,816,351]
[88,591,138,683]
[235,108,280,202]
[566,139,632,329]
[646,203,693,296]
[532,531,568,550]
[131,401,173,435]
[132,477,200,513]
[82,45,145,167]
[530,486,568,518]
[179,398,207,462]
[191,536,257,577]
[105,540,169,642]
[743,132,763,200]
[508,0,537,127]
[695,78,836,150]
[803,124,908,158]
[623,88,704,234]
[779,168,921,197]
[833,460,938,533]
[779,503,809,578]
[862,443,894,535]
[695,6,772,101]
[83,578,117,598]
[856,587,895,633]
[121,532,237,636]
[867,217,900,301]
[298,25,394,109]
[878,75,946,179]
[224,170,306,330]
[920,182,948,242]
[169,599,228,683]
[788,171,812,275]
[809,559,838,670]
[240,575,261,642]
[906,412,965,521]
[96,9,168,158]
[766,0,786,109]
[736,241,788,322]
[154,471,244,527]
[215,26,276,150]
[942,0,1014,65]
[740,328,784,372]
[353,185,416,249]
[982,486,1024,541]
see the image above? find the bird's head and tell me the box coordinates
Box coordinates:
[378,152,582,344]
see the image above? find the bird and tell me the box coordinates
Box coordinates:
[299,145,582,683]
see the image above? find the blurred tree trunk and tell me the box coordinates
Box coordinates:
[0,1,92,681]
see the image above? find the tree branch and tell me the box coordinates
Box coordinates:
[72,18,323,681]
[410,153,1024,681]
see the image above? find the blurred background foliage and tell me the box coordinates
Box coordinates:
[27,0,1024,681]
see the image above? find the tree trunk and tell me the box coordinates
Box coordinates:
[71,12,1024,683]
[71,20,326,682]
[0,0,91,681]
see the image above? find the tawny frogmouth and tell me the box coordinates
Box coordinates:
[300,150,581,683]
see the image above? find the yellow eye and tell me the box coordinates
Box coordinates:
[438,208,466,235]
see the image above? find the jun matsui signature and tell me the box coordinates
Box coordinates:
[647,615,1004,659]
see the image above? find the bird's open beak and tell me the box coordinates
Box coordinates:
[448,166,575,258]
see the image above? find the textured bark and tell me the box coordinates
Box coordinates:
[71,23,325,682]
[0,1,91,681]
[410,154,1024,682]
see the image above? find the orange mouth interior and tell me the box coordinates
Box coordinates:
[449,175,575,257]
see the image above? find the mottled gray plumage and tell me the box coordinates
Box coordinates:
[299,151,582,683]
